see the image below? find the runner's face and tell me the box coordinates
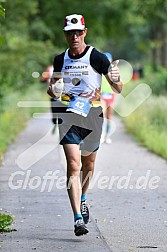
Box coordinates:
[64,29,87,50]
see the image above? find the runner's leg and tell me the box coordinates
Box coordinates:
[81,151,97,195]
[63,144,81,216]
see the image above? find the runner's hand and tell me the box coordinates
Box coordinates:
[47,79,64,99]
[47,84,58,99]
[110,60,120,83]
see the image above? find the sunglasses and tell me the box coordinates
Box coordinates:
[65,30,85,37]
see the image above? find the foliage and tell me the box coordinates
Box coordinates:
[0,39,56,98]
[144,65,167,95]
[0,213,15,232]
[134,0,167,68]
[0,82,48,160]
[0,0,59,100]
[0,2,5,46]
[0,4,5,18]
[120,81,167,160]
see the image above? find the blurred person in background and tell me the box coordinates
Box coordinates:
[41,64,62,126]
[101,52,115,144]
[41,65,53,84]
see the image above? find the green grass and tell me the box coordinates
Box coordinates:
[0,213,16,232]
[121,93,167,160]
[0,82,49,161]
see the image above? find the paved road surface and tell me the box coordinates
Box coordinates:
[0,114,167,252]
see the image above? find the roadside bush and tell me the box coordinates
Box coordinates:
[122,95,167,160]
[144,65,167,95]
[0,39,56,97]
[0,82,49,160]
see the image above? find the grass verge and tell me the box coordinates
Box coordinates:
[0,82,49,161]
[120,84,167,160]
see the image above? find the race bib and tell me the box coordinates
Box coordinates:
[66,96,91,117]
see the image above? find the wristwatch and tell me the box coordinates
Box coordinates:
[112,76,120,84]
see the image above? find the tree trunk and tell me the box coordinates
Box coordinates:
[159,24,167,67]
[150,26,159,71]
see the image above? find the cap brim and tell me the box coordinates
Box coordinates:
[64,25,85,31]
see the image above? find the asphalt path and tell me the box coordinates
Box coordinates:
[0,113,167,252]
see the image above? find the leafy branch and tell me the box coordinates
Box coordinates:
[0,4,5,18]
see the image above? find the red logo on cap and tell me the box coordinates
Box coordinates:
[81,16,85,25]
[64,18,67,27]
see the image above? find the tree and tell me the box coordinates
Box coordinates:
[136,0,167,68]
[0,2,5,46]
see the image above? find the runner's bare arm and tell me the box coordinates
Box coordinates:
[105,60,123,93]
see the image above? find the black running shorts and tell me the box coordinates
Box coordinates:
[58,106,103,152]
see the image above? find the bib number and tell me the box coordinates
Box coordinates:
[67,97,91,117]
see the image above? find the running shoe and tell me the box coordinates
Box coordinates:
[81,201,89,224]
[74,219,89,236]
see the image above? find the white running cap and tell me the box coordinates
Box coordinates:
[64,14,85,31]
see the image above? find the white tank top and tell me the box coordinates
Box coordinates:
[62,46,102,101]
